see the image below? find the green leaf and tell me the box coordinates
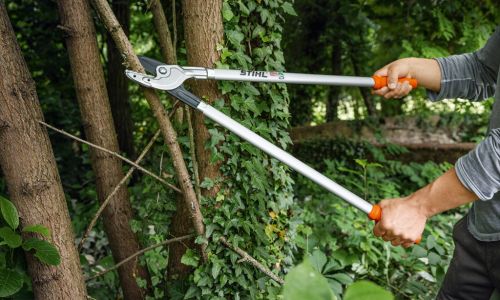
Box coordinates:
[0,227,22,248]
[282,2,297,16]
[0,196,19,230]
[181,249,199,267]
[0,268,23,297]
[411,245,427,258]
[329,273,353,285]
[428,252,441,265]
[22,238,61,265]
[226,30,245,46]
[212,261,222,279]
[309,249,327,273]
[222,2,234,21]
[283,260,335,300]
[344,281,394,300]
[22,224,50,238]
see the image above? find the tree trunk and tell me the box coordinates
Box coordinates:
[351,55,377,116]
[107,0,136,159]
[326,44,342,122]
[166,0,223,280]
[57,1,150,298]
[0,3,87,299]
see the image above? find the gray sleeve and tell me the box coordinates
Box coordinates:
[455,128,500,200]
[428,26,500,102]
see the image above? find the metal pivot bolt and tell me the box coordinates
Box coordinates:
[158,66,168,75]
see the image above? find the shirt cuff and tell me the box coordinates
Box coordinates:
[426,58,447,102]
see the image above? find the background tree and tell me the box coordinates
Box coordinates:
[0,2,86,298]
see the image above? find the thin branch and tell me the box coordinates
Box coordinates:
[172,0,177,53]
[40,121,180,193]
[186,107,202,201]
[219,237,285,285]
[78,129,161,250]
[78,105,181,251]
[86,234,195,281]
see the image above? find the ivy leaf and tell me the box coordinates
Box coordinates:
[22,238,61,266]
[0,227,22,248]
[180,249,199,267]
[283,260,335,300]
[282,2,297,16]
[0,268,24,297]
[222,2,234,21]
[226,30,245,46]
[344,281,394,300]
[22,224,51,238]
[0,196,19,230]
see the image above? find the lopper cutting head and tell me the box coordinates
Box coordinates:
[125,56,208,91]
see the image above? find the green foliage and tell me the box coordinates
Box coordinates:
[282,259,335,300]
[0,196,59,297]
[291,140,462,298]
[344,280,394,300]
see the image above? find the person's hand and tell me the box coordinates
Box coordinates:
[373,58,415,99]
[373,195,428,248]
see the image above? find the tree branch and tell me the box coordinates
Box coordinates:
[39,120,180,193]
[219,237,285,285]
[86,234,195,281]
[91,0,205,243]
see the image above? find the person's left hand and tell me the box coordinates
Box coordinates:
[373,196,428,247]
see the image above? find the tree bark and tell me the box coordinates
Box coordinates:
[0,3,87,299]
[90,0,206,248]
[165,0,223,280]
[107,0,136,159]
[57,1,150,298]
[182,0,223,197]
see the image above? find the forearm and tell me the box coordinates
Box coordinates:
[406,57,442,92]
[410,167,478,217]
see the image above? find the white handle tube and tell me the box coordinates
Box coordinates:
[197,102,374,214]
[208,69,375,87]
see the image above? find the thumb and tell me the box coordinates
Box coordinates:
[373,66,388,77]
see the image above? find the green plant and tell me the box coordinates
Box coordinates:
[0,195,60,298]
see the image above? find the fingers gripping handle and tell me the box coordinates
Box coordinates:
[368,204,422,244]
[372,76,418,90]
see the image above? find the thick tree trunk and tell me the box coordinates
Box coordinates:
[0,4,87,299]
[57,1,150,298]
[351,56,377,116]
[107,0,136,159]
[166,0,224,280]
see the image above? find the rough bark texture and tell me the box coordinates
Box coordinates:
[0,3,87,299]
[182,0,223,197]
[107,0,136,159]
[164,0,224,280]
[57,1,149,298]
[90,0,205,242]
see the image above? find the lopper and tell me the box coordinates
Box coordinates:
[126,57,420,243]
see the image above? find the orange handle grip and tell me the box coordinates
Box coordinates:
[372,76,418,90]
[368,204,421,244]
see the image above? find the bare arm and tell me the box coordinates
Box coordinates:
[373,167,478,247]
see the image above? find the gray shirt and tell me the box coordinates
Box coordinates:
[428,26,500,241]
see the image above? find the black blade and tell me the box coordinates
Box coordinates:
[138,56,165,75]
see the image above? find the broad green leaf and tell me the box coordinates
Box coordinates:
[0,227,22,248]
[329,273,353,285]
[282,260,335,300]
[309,249,327,272]
[181,249,199,267]
[411,245,427,258]
[22,224,50,238]
[428,252,441,265]
[344,281,394,300]
[0,196,19,230]
[222,2,234,21]
[281,3,297,16]
[0,268,23,297]
[22,238,61,266]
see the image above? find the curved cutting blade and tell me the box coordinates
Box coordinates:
[138,56,164,75]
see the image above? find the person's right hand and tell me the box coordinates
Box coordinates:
[373,58,415,99]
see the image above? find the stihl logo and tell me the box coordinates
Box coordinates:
[239,70,285,80]
[240,70,268,78]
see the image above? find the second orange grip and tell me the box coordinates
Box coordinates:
[372,75,418,90]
